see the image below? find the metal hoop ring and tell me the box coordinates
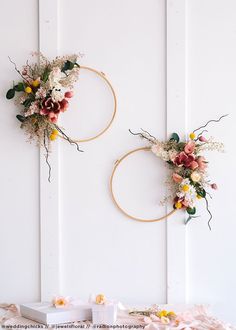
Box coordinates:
[110,147,176,222]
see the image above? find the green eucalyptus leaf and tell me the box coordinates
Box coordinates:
[14,82,24,92]
[170,132,180,143]
[16,114,25,122]
[23,98,33,108]
[42,67,50,82]
[68,61,74,70]
[6,88,15,99]
[197,189,206,198]
[62,60,74,72]
[186,207,196,215]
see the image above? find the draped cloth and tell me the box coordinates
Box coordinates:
[0,304,235,330]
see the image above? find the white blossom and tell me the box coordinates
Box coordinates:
[177,179,197,208]
[48,67,63,89]
[51,88,64,102]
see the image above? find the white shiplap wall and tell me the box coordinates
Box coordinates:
[0,0,236,324]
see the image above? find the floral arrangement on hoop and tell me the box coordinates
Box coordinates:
[129,115,227,229]
[6,53,83,181]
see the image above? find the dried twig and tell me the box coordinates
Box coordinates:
[54,125,83,152]
[193,114,228,134]
[129,129,156,144]
[196,129,208,139]
[8,56,29,84]
[43,130,52,183]
[205,197,212,230]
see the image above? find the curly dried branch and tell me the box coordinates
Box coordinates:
[205,196,212,231]
[8,56,29,84]
[43,130,52,183]
[54,125,83,152]
[193,114,228,134]
[129,129,156,144]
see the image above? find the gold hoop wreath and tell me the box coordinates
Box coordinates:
[5,53,117,183]
[60,66,117,143]
[110,147,176,223]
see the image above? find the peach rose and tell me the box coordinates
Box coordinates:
[52,296,70,308]
[184,141,195,154]
[172,173,183,183]
[197,156,208,170]
[190,161,199,170]
[182,199,189,208]
[95,294,106,305]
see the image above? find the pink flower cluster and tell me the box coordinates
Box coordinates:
[40,91,73,123]
[173,141,207,171]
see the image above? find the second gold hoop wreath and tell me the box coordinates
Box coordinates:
[110,147,176,223]
[60,65,117,143]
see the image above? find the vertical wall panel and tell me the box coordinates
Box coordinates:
[0,0,40,302]
[39,0,60,301]
[166,0,187,304]
[59,0,167,304]
[187,0,236,323]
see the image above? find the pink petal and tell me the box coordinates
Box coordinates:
[172,173,183,183]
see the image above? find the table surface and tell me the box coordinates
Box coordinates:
[0,304,235,330]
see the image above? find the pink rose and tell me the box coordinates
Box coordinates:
[197,156,208,170]
[40,97,62,123]
[40,97,61,116]
[65,91,74,98]
[59,99,69,112]
[189,161,199,170]
[174,152,195,168]
[172,173,183,183]
[184,141,195,154]
[199,136,208,142]
[211,183,218,190]
[182,199,189,208]
[48,112,58,123]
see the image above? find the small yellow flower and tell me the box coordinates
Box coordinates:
[52,129,58,136]
[32,79,40,87]
[25,86,32,94]
[50,129,58,141]
[158,310,168,318]
[50,134,57,141]
[175,201,182,209]
[189,132,196,140]
[197,195,202,199]
[182,184,189,192]
[95,294,106,305]
[167,311,176,318]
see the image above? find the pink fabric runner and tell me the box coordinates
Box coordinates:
[0,304,235,330]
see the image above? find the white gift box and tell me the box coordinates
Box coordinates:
[92,303,117,325]
[20,302,92,325]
